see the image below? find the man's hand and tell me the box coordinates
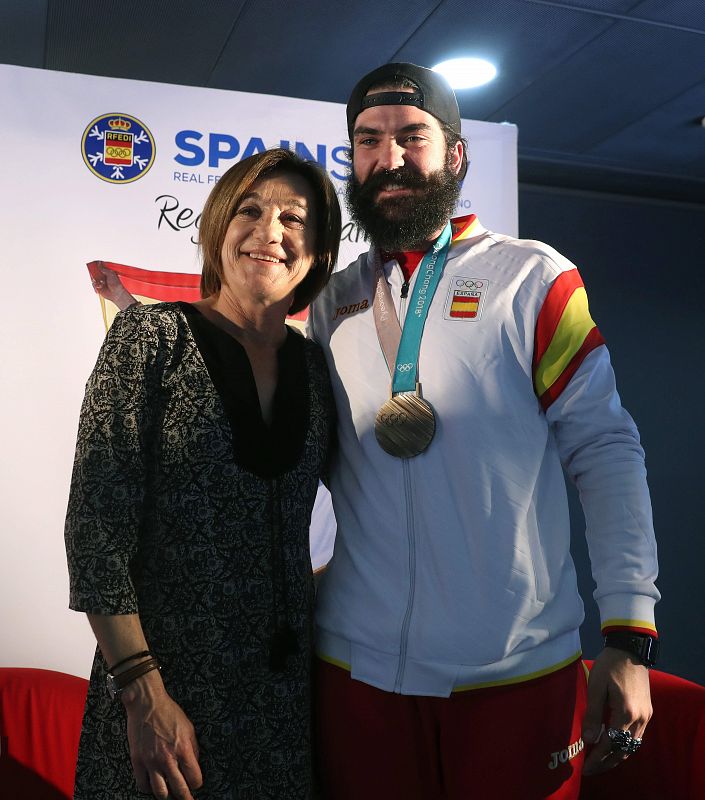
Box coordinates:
[582,647,652,776]
[122,672,203,799]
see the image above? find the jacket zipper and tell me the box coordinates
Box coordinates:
[394,458,416,692]
[394,266,415,692]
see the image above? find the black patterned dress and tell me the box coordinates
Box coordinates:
[64,302,335,799]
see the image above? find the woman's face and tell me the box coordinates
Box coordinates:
[220,172,318,309]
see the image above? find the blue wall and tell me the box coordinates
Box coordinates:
[518,184,705,685]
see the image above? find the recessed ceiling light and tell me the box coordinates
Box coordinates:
[432,58,497,89]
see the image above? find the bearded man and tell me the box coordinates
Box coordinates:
[307,63,659,800]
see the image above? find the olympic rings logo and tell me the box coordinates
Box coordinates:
[455,279,484,289]
[396,363,414,373]
[106,146,132,158]
[380,411,408,425]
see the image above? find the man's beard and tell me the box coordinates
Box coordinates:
[346,160,461,251]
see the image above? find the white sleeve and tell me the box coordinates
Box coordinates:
[547,345,660,630]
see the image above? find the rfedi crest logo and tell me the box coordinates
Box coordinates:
[81,113,156,183]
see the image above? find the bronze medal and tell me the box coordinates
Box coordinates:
[374,391,436,458]
[370,227,453,458]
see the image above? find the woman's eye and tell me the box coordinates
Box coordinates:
[236,206,258,217]
[284,215,306,227]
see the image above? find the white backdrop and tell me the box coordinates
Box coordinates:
[0,64,517,677]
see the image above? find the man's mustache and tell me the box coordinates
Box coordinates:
[358,167,429,195]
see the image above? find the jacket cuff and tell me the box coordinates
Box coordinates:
[598,593,658,637]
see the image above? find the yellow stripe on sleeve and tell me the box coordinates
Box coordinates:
[601,618,658,634]
[534,287,596,396]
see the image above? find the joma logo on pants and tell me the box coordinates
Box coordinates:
[547,737,584,769]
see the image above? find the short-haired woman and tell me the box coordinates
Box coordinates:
[65,148,341,799]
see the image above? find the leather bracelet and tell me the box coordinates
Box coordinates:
[107,650,152,673]
[106,657,160,700]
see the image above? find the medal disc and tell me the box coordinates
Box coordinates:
[374,393,436,458]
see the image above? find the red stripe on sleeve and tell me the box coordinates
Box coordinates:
[539,326,606,411]
[602,625,659,638]
[533,270,585,374]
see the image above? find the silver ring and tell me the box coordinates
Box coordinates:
[607,727,642,754]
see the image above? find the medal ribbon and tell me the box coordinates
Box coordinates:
[372,221,452,394]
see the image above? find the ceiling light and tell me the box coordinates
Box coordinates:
[432,58,497,90]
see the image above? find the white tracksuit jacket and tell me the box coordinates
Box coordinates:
[308,216,659,696]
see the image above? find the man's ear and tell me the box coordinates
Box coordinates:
[450,140,464,176]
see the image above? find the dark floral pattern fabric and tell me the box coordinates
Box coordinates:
[64,303,334,799]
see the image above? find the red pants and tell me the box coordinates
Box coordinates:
[315,657,588,800]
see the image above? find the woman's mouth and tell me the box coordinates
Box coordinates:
[247,252,284,264]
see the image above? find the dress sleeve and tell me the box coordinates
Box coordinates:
[537,269,660,637]
[64,308,159,615]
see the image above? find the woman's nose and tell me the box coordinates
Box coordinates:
[255,213,283,242]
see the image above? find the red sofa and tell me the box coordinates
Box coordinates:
[0,663,703,798]
[0,667,88,799]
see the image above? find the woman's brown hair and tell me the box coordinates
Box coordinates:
[198,148,341,314]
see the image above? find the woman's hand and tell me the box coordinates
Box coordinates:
[83,615,200,797]
[121,671,203,799]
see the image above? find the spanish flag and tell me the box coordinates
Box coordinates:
[449,292,480,319]
[533,269,605,411]
[87,261,309,331]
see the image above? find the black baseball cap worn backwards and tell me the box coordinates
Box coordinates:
[346,62,462,143]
